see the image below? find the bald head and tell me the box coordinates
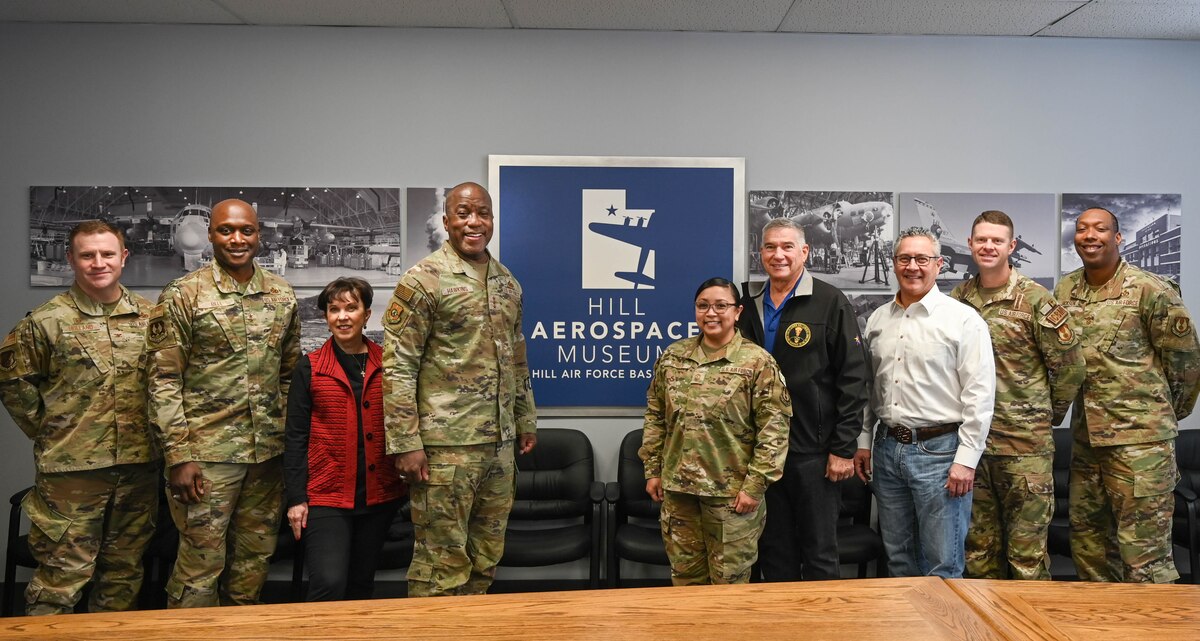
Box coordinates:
[443,182,494,264]
[209,199,260,282]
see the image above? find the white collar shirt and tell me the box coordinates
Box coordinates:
[857,287,995,469]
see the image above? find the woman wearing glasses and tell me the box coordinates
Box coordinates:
[639,277,792,585]
[284,277,405,601]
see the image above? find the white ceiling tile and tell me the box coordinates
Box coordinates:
[0,0,240,24]
[217,0,512,28]
[1040,1,1200,39]
[779,0,1087,36]
[504,0,794,32]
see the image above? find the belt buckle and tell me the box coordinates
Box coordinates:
[895,425,913,444]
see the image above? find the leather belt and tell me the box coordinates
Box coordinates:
[886,423,959,445]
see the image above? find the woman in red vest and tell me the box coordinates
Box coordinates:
[284,277,405,601]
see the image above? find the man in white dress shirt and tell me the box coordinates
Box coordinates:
[853,226,995,578]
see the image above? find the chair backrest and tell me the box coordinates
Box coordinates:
[1052,428,1071,493]
[511,428,595,520]
[838,478,872,524]
[1177,429,1200,499]
[617,429,660,520]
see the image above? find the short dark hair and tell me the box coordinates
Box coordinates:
[68,220,125,253]
[1081,206,1120,233]
[971,210,1014,238]
[317,277,373,312]
[694,277,741,306]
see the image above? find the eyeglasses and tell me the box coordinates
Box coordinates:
[695,302,737,313]
[893,254,939,266]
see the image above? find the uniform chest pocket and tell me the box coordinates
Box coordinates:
[53,332,110,387]
[195,303,245,354]
[1105,310,1147,364]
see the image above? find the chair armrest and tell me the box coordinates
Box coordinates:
[9,487,30,507]
[589,481,605,503]
[1175,485,1198,503]
[604,481,620,503]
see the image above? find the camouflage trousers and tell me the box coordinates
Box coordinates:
[660,491,765,586]
[24,462,159,616]
[165,459,283,607]
[964,454,1054,580]
[1069,433,1179,583]
[407,441,515,597]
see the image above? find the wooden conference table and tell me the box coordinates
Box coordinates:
[948,578,1200,640]
[0,577,1195,641]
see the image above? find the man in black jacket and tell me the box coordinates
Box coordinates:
[739,217,870,581]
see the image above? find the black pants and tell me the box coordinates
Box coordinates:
[303,501,401,601]
[757,452,842,581]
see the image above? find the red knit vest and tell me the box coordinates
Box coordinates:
[305,337,404,508]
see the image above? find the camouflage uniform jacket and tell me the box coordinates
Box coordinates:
[640,333,792,501]
[383,243,536,453]
[147,262,300,467]
[1055,260,1200,446]
[951,268,1085,455]
[0,284,157,473]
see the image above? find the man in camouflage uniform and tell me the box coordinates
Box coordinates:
[1056,206,1200,583]
[0,221,158,615]
[384,182,537,597]
[146,199,300,607]
[641,279,791,585]
[950,211,1085,580]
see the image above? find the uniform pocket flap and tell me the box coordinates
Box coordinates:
[426,464,456,486]
[21,491,72,543]
[1023,473,1054,495]
[1133,468,1177,498]
[721,511,761,543]
[407,559,433,582]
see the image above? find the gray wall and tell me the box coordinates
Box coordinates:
[1,23,1198,581]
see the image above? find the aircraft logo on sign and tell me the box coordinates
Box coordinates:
[581,189,657,290]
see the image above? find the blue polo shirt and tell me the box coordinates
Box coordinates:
[762,271,805,351]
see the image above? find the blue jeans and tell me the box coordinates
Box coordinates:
[872,430,971,578]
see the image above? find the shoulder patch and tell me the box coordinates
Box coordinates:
[384,300,409,332]
[1171,312,1192,338]
[1041,304,1069,328]
[145,303,175,350]
[1055,323,1074,345]
[0,333,20,375]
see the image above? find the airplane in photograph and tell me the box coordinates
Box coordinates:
[1011,234,1043,270]
[910,198,973,277]
[33,203,215,270]
[588,213,656,288]
[788,200,892,271]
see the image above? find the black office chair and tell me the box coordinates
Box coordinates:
[1048,427,1072,560]
[605,429,669,587]
[3,487,36,617]
[370,499,415,596]
[1174,429,1199,584]
[836,478,886,578]
[500,428,604,587]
